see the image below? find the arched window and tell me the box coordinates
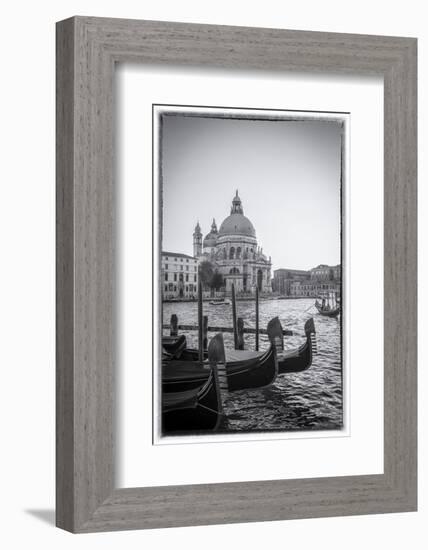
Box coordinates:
[223,248,227,259]
[229,247,235,259]
[229,267,240,275]
[236,247,241,259]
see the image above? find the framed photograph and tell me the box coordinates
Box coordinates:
[56,17,417,532]
[153,104,346,444]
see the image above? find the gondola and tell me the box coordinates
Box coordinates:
[162,334,187,358]
[315,290,340,318]
[162,333,226,434]
[314,301,340,318]
[162,317,281,392]
[208,298,231,306]
[276,318,317,374]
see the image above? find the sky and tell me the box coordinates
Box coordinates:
[160,112,342,271]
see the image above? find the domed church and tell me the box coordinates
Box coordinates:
[193,191,272,294]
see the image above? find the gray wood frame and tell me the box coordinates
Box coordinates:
[56,16,417,533]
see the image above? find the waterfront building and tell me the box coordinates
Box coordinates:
[161,252,198,300]
[310,264,341,281]
[193,191,272,294]
[273,268,310,295]
[290,264,341,297]
[289,279,340,297]
[274,264,341,297]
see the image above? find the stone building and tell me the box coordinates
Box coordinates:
[161,252,198,300]
[273,268,310,295]
[273,264,341,297]
[289,279,340,297]
[289,264,341,297]
[310,264,341,281]
[193,191,272,294]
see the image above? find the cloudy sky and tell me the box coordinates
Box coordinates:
[160,111,343,271]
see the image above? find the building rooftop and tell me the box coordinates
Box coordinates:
[274,268,309,275]
[162,251,197,260]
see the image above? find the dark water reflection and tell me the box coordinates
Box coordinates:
[163,298,343,432]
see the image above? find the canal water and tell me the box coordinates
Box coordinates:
[163,298,343,433]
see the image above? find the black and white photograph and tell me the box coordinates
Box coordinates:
[156,105,345,438]
[1,1,420,543]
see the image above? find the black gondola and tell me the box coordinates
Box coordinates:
[276,317,317,374]
[162,334,187,358]
[314,301,340,318]
[162,317,281,392]
[315,291,340,318]
[162,333,226,434]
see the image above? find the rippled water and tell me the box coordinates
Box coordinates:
[163,298,343,433]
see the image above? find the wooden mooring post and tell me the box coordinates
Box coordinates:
[164,283,293,350]
[237,317,245,350]
[231,283,238,349]
[162,320,292,337]
[203,315,208,351]
[255,286,259,351]
[170,314,178,337]
[198,281,203,362]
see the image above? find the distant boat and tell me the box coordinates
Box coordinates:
[162,333,225,434]
[315,302,340,317]
[209,298,231,306]
[315,291,340,318]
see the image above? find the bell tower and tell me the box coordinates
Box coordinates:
[193,221,202,257]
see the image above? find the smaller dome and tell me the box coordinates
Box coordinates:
[203,232,218,248]
[203,218,218,248]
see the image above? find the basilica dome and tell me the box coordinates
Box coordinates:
[218,213,256,238]
[218,191,256,238]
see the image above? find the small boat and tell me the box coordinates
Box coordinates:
[162,317,281,392]
[315,301,340,318]
[162,333,226,434]
[162,334,187,359]
[223,342,277,391]
[315,291,340,318]
[276,318,317,374]
[209,298,231,306]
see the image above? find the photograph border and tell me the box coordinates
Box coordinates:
[56,16,417,532]
[153,103,348,445]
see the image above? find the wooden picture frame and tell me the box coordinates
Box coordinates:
[56,16,417,533]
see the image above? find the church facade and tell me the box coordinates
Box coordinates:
[193,191,272,294]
